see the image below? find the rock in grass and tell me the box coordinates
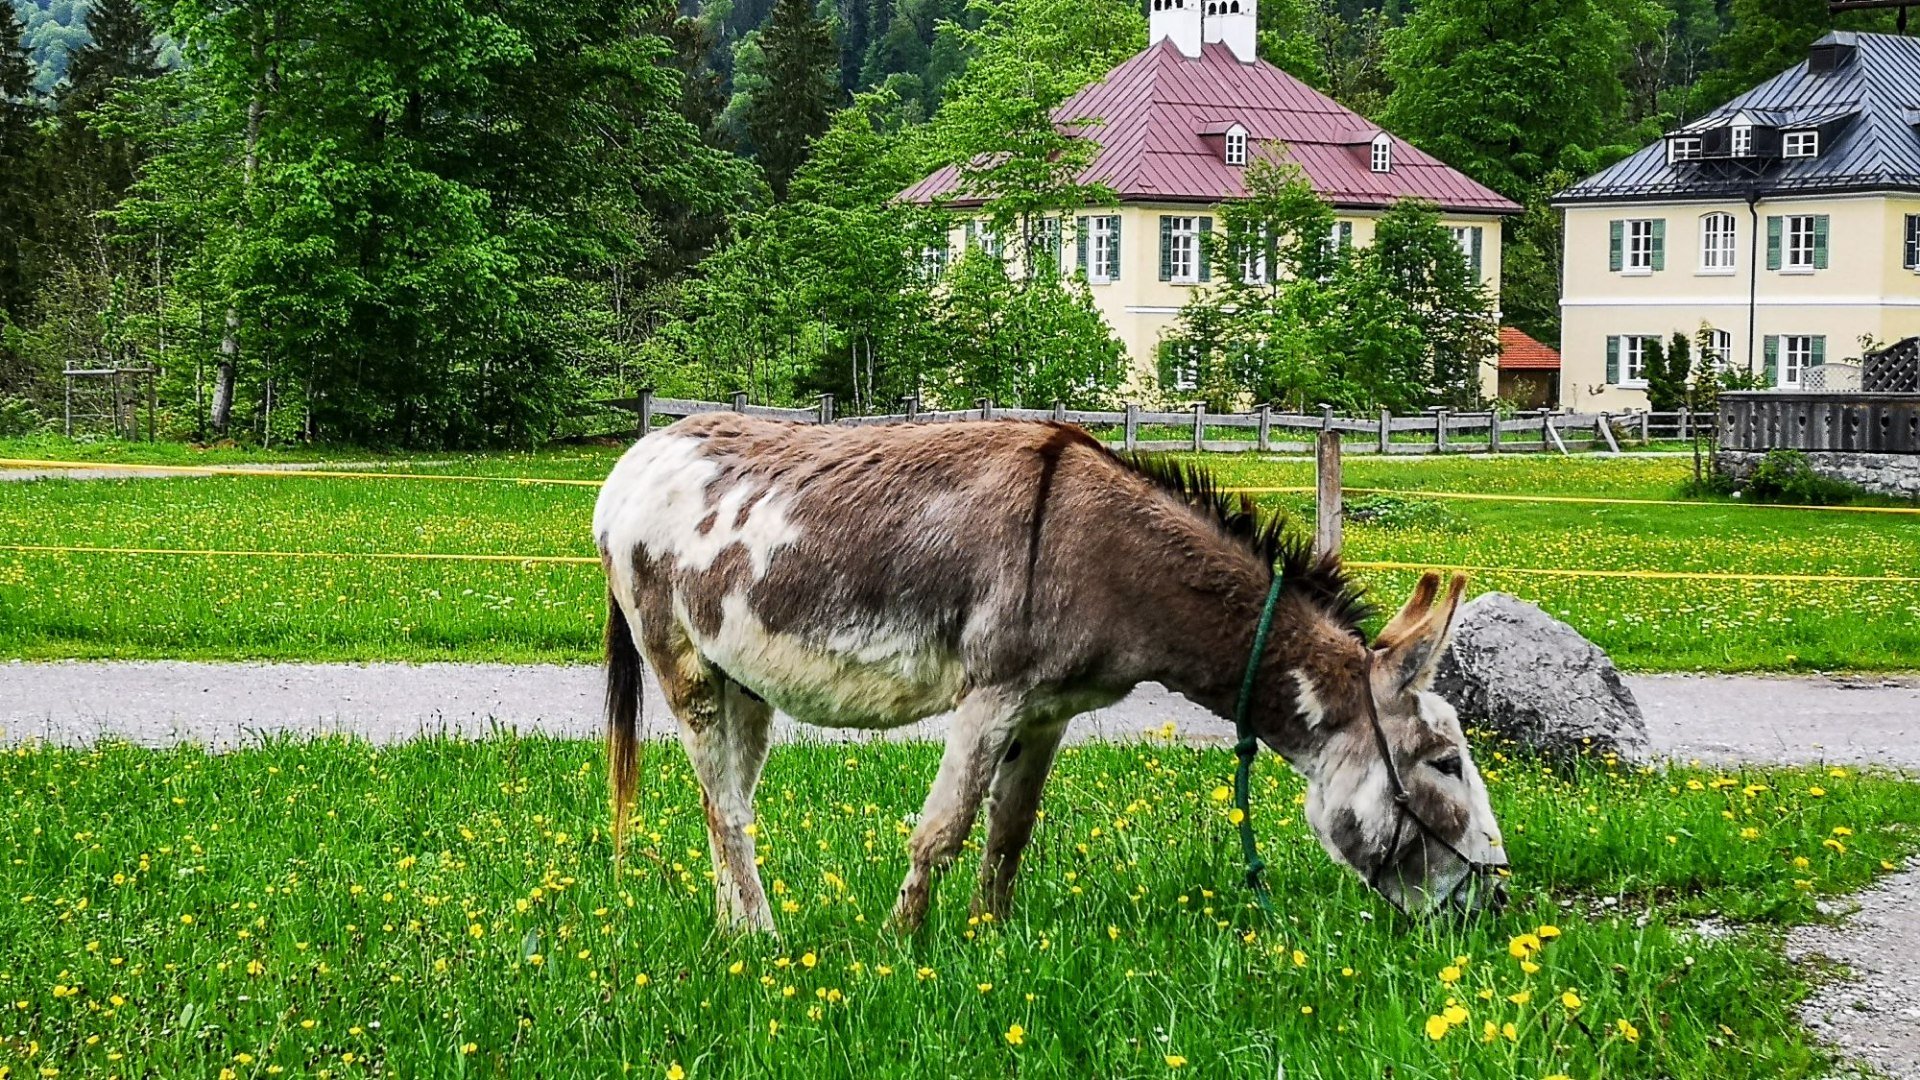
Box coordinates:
[1434,593,1650,762]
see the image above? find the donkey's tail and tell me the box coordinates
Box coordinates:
[604,587,642,859]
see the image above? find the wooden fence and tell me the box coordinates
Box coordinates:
[604,391,1715,456]
[1718,392,1920,454]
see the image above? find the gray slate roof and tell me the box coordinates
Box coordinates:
[1557,32,1920,204]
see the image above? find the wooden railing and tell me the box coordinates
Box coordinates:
[600,391,1716,456]
[1719,391,1920,454]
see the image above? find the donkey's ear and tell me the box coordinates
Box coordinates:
[1374,572,1440,650]
[1375,572,1468,696]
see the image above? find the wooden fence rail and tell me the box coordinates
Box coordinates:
[600,391,1716,456]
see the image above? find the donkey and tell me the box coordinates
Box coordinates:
[594,414,1507,932]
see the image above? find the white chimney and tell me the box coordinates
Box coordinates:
[1149,0,1202,59]
[1202,0,1257,63]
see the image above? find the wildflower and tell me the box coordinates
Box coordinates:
[1438,965,1462,985]
[1616,1018,1640,1042]
[246,959,265,977]
[1740,827,1760,840]
[801,952,817,970]
[1291,950,1307,968]
[1808,787,1826,798]
[1442,1005,1468,1025]
[635,973,651,987]
[767,1020,779,1039]
[1481,1020,1500,1043]
[1536,926,1560,940]
[1508,933,1541,959]
[666,1064,685,1080]
[1108,925,1120,941]
[728,961,744,976]
[1508,990,1532,1005]
[1227,808,1246,825]
[1005,1024,1024,1046]
[1210,786,1231,802]
[1560,990,1582,1011]
[1424,1014,1451,1041]
[461,1043,477,1054]
[1164,1055,1188,1068]
[978,983,993,994]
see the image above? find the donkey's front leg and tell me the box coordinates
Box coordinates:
[890,688,1022,932]
[972,719,1068,921]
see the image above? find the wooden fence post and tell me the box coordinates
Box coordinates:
[63,370,72,438]
[1191,403,1205,453]
[1596,411,1621,454]
[1319,403,1334,432]
[1678,407,1690,440]
[1377,408,1390,455]
[1314,430,1342,560]
[637,389,654,438]
[146,369,156,442]
[817,393,834,424]
[1543,411,1569,455]
[1488,410,1502,453]
[1639,410,1651,444]
[1256,404,1271,452]
[1433,407,1449,453]
[1124,403,1139,451]
[730,391,748,413]
[976,396,994,421]
[903,395,919,421]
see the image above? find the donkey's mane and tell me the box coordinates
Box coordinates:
[1116,453,1372,638]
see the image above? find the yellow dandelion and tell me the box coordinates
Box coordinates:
[1005,1023,1025,1046]
[1616,1018,1640,1042]
[1438,965,1462,985]
[1561,990,1582,1010]
[1164,1055,1188,1068]
[1424,1014,1451,1041]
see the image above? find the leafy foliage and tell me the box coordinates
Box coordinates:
[743,0,842,197]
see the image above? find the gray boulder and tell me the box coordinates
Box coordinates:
[1433,592,1650,761]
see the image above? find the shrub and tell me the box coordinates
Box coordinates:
[1739,449,1860,506]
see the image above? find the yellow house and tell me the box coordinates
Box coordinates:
[1556,32,1920,410]
[899,0,1517,399]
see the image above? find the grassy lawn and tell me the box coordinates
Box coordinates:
[3,736,1916,1080]
[3,442,1916,671]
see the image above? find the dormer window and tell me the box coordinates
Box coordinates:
[1668,136,1702,164]
[1370,133,1391,173]
[1731,124,1752,157]
[1784,130,1819,158]
[1224,127,1247,166]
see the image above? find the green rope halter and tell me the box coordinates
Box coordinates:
[1231,567,1286,912]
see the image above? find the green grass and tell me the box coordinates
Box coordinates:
[3,443,1917,671]
[3,736,1915,1080]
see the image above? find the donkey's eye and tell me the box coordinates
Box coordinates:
[1428,754,1464,779]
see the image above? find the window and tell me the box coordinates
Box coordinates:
[1607,335,1657,387]
[1785,214,1818,270]
[1781,335,1821,386]
[1159,341,1200,392]
[1028,216,1062,275]
[1905,214,1919,271]
[1612,218,1661,272]
[1703,328,1732,370]
[1082,215,1121,283]
[1370,135,1392,173]
[968,220,1001,258]
[1668,136,1702,164]
[1242,227,1269,285]
[1699,212,1737,272]
[1731,124,1752,157]
[1160,215,1206,284]
[1225,129,1247,166]
[1783,130,1819,158]
[1448,225,1484,277]
[919,244,949,280]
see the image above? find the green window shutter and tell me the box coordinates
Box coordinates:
[1076,216,1088,274]
[1763,336,1779,385]
[966,220,978,249]
[1811,335,1826,367]
[1159,216,1173,281]
[1108,216,1122,280]
[1605,336,1620,384]
[1470,226,1484,277]
[1813,214,1830,269]
[1608,220,1623,271]
[1650,219,1665,271]
[1197,216,1212,282]
[1766,216,1782,270]
[1339,221,1353,249]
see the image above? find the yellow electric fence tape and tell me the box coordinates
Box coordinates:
[7,457,1918,516]
[4,543,1916,585]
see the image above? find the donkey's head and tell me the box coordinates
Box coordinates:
[1293,572,1507,917]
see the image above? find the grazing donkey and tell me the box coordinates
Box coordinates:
[594,414,1507,931]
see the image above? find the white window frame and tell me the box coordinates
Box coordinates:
[974,222,1002,259]
[1168,215,1201,285]
[1783,130,1819,158]
[1904,213,1920,271]
[1624,218,1656,273]
[1782,335,1816,387]
[1731,125,1752,157]
[1704,328,1732,371]
[1668,136,1702,164]
[1168,342,1200,392]
[1784,214,1817,271]
[919,244,949,280]
[1699,212,1737,273]
[1620,335,1655,388]
[1370,134,1391,173]
[1447,225,1476,265]
[1028,216,1062,276]
[1242,227,1269,285]
[1224,129,1247,167]
[1087,215,1119,284]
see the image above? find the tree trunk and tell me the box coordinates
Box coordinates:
[213,15,270,436]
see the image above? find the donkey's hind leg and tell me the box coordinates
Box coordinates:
[662,661,776,933]
[972,719,1068,920]
[891,687,1023,932]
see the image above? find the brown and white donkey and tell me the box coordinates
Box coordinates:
[594,414,1507,932]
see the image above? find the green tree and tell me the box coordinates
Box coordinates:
[745,0,842,198]
[0,1,40,322]
[1692,0,1897,109]
[1645,329,1691,411]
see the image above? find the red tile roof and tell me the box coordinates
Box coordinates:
[1498,327,1561,370]
[900,40,1521,215]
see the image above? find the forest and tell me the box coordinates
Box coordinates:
[0,0,1905,446]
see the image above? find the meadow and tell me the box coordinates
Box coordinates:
[4,735,1917,1080]
[2,441,1917,670]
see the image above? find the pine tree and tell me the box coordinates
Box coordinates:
[746,0,841,198]
[61,0,162,113]
[0,1,40,321]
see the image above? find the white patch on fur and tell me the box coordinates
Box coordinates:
[593,433,801,585]
[696,592,966,730]
[1289,668,1328,728]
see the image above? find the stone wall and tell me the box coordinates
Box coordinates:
[1716,449,1920,499]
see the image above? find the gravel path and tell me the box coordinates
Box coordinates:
[3,659,1917,1075]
